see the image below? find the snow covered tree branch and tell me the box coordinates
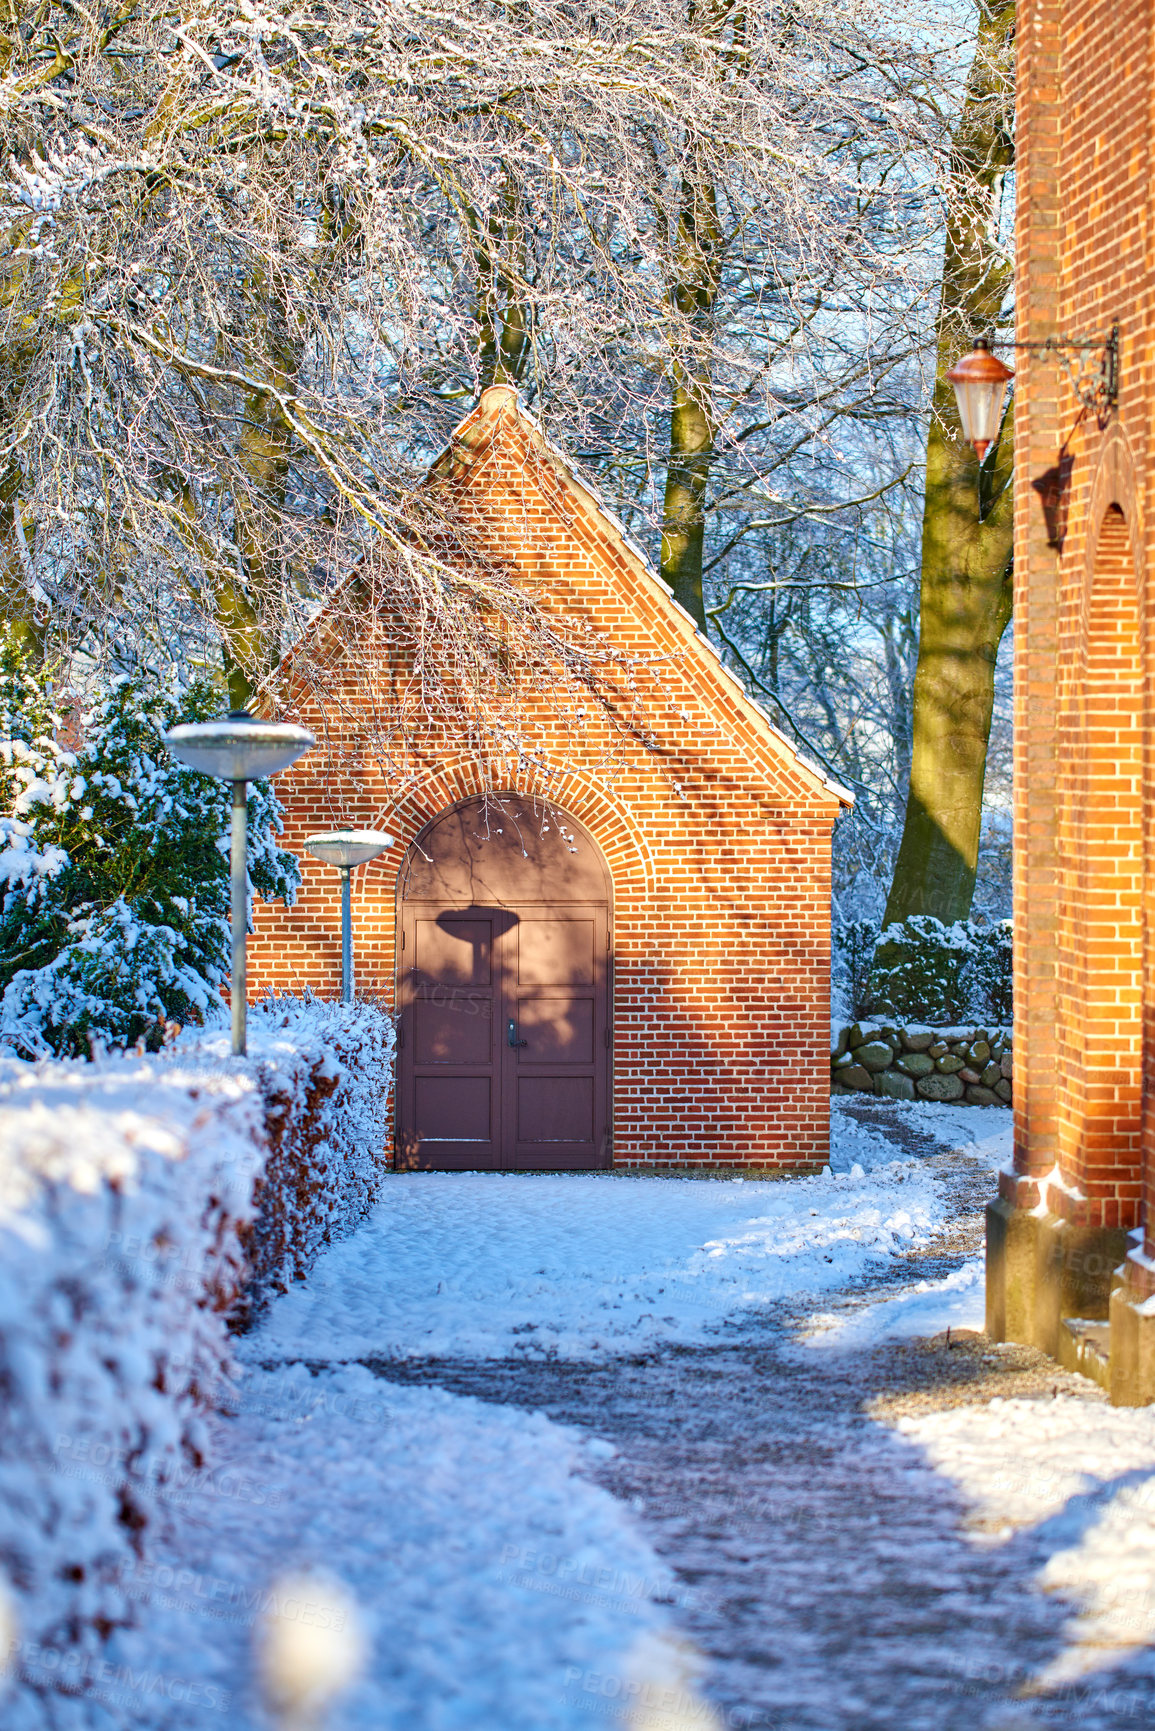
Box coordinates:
[1,0,953,754]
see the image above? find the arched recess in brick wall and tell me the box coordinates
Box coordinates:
[1057,503,1145,1225]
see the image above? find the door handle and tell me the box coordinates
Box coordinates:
[507,1018,528,1049]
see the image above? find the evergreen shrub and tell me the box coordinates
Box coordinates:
[0,640,300,1057]
[833,913,1013,1024]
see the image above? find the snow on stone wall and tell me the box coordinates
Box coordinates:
[0,1000,393,1669]
[831,1021,1012,1106]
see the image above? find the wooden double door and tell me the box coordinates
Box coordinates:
[395,799,611,1170]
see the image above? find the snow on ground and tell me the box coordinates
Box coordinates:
[836,1096,1012,1166]
[803,1258,987,1350]
[896,1396,1155,1693]
[245,1108,980,1366]
[39,1363,707,1731]
[801,1106,1010,1351]
[6,1096,1019,1729]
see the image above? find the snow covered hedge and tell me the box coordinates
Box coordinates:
[0,999,392,1684]
[236,996,394,1325]
[833,914,1013,1024]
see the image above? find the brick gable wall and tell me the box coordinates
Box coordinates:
[248,389,843,1174]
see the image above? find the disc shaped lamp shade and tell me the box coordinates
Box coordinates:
[161,711,314,1059]
[946,339,1015,461]
[305,831,394,869]
[305,830,393,1006]
[163,710,315,781]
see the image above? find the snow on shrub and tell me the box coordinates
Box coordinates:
[833,914,1014,1023]
[868,915,973,1022]
[230,994,395,1325]
[0,641,299,1059]
[0,999,392,1681]
[830,918,879,1022]
[963,920,1013,1022]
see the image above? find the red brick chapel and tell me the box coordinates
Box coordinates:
[248,386,850,1175]
[987,0,1155,1401]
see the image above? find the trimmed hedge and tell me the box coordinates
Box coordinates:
[0,998,392,1675]
[834,915,1012,1024]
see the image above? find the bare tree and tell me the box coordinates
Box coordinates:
[1,0,949,731]
[882,0,1015,925]
[650,0,950,629]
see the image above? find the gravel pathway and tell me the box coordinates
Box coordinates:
[362,1107,1155,1731]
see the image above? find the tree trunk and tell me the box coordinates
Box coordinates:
[230,367,294,705]
[0,468,43,662]
[223,251,302,706]
[170,475,269,711]
[882,0,1015,926]
[660,174,722,630]
[476,178,530,390]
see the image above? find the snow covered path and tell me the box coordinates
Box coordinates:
[390,1309,1155,1730]
[349,1111,1155,1731]
[65,1364,682,1731]
[245,1104,976,1365]
[18,1100,1155,1729]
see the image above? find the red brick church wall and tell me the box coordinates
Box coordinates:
[247,390,845,1174]
[1012,1,1155,1270]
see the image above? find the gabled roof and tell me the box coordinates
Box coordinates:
[433,386,853,808]
[259,385,853,809]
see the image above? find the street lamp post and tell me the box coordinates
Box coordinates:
[303,830,393,1003]
[945,339,1015,462]
[164,711,315,1056]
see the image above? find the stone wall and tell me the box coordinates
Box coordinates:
[831,1023,1012,1106]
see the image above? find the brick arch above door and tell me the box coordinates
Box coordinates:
[378,756,655,900]
[1083,423,1144,630]
[398,793,613,907]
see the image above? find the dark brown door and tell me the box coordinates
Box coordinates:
[402,906,502,1168]
[504,904,608,1169]
[396,799,611,1170]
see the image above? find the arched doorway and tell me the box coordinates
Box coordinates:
[395,795,612,1170]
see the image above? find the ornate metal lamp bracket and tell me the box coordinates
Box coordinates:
[1006,325,1119,416]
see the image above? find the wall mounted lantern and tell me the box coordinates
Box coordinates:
[946,339,1014,461]
[948,326,1119,460]
[304,829,393,1004]
[164,711,315,1056]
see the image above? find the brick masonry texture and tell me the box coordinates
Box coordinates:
[246,388,848,1174]
[1013,1,1155,1271]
